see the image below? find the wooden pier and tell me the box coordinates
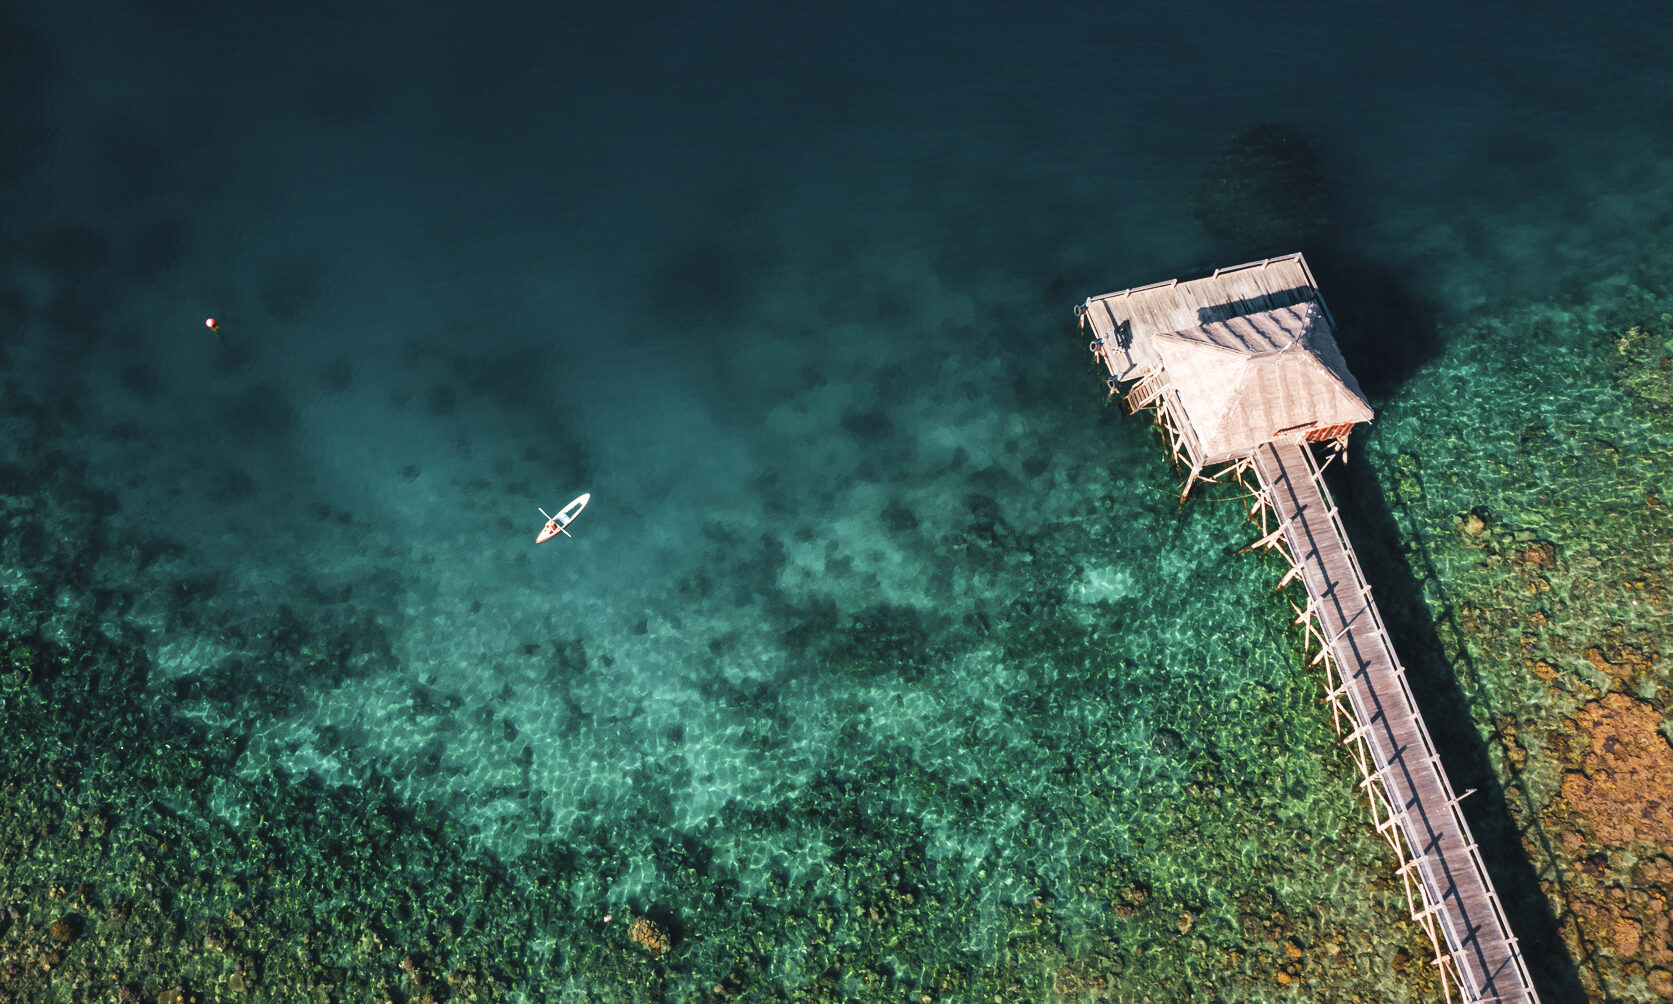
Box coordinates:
[1079,255,1540,1004]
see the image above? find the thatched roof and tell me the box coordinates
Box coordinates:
[1083,254,1374,465]
[1154,300,1372,461]
[1081,254,1321,382]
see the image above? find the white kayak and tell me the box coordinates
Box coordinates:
[536,492,590,543]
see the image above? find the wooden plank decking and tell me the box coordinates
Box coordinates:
[1251,441,1540,1004]
[1083,255,1327,381]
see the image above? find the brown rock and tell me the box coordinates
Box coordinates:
[1583,638,1660,686]
[1650,915,1672,966]
[1561,693,1673,845]
[1635,855,1673,887]
[1614,916,1643,958]
[628,916,670,959]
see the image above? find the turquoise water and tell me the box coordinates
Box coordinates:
[1357,290,1673,1004]
[3,2,1669,1000]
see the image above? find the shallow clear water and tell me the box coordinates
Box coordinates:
[2,2,1670,1000]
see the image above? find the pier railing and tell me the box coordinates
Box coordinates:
[1241,442,1540,1004]
[1080,255,1541,1003]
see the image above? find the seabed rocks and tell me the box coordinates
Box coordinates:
[0,545,1443,1003]
[0,363,1447,1002]
[1372,276,1673,1003]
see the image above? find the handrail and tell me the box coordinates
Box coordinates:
[1283,444,1539,1002]
[1083,254,1533,1002]
[1126,371,1167,412]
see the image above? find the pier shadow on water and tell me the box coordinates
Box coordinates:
[1308,253,1445,404]
[1325,453,1589,1004]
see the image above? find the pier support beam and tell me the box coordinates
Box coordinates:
[1230,445,1539,1004]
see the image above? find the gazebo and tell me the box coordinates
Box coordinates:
[1075,253,1543,1004]
[1078,254,1372,498]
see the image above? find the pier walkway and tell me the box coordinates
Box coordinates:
[1250,441,1537,1003]
[1080,254,1540,1003]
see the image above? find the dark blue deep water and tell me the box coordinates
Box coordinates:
[2,3,1669,1001]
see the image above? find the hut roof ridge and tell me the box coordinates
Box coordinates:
[1157,301,1319,357]
[1153,300,1371,457]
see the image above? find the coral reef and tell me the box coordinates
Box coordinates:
[1560,693,1673,847]
[0,257,1471,1003]
[0,464,1443,1004]
[1371,278,1673,1002]
[627,916,670,959]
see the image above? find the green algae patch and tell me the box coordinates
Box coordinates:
[1608,317,1673,419]
[0,488,1444,1004]
[1367,280,1673,1003]
[0,643,514,1004]
[0,318,1444,1004]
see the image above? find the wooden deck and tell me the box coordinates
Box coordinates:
[1082,255,1329,381]
[1250,441,1540,1004]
